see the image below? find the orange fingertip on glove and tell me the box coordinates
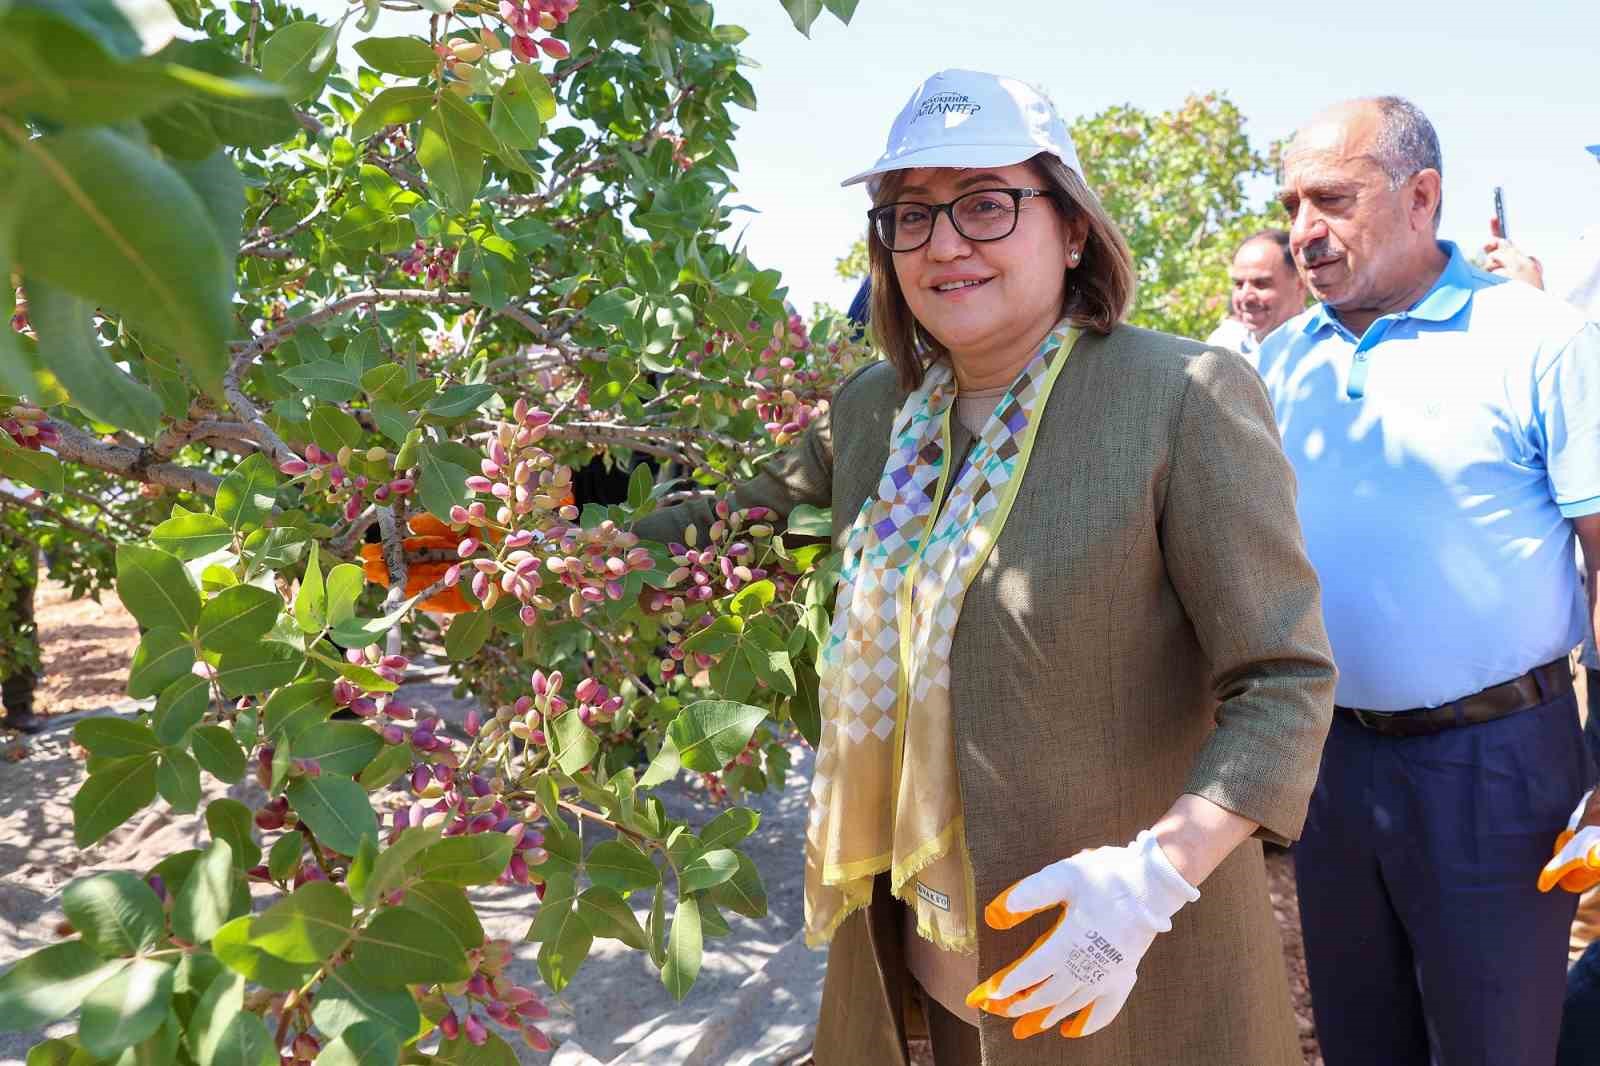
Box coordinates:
[1538,792,1600,894]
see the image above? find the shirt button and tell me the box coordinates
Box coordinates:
[1355,353,1367,362]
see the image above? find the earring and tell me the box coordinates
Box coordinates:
[1068,249,1081,265]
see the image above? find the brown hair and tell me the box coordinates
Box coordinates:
[866,153,1136,390]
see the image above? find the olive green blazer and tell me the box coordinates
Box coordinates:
[638,324,1335,1066]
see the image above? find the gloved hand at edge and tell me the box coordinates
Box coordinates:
[966,829,1199,1040]
[1539,788,1600,894]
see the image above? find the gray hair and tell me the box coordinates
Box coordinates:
[1369,96,1442,228]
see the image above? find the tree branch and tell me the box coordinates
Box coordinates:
[0,492,119,549]
[49,423,222,496]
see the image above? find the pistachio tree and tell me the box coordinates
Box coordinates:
[0,0,867,1062]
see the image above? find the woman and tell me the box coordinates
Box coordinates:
[637,69,1334,1066]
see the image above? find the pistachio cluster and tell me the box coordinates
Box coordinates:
[747,314,831,446]
[1,403,57,451]
[648,501,777,680]
[278,443,416,521]
[429,938,553,1051]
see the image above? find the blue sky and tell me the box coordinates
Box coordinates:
[310,0,1600,317]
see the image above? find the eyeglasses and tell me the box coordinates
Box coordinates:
[867,187,1056,253]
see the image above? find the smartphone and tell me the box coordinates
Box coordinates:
[1494,186,1509,240]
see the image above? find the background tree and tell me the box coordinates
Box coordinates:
[1072,92,1281,339]
[0,0,864,1062]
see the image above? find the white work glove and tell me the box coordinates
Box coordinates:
[1538,788,1600,894]
[966,830,1199,1040]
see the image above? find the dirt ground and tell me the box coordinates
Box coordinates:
[4,580,1325,1064]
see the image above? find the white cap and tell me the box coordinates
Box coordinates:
[841,69,1083,192]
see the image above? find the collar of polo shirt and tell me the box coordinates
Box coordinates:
[1301,242,1479,338]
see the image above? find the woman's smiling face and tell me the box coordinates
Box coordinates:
[887,161,1077,375]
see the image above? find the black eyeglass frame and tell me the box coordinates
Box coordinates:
[866,187,1058,253]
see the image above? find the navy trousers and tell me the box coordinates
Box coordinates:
[1295,691,1589,1066]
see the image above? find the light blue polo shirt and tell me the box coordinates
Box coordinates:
[1256,242,1600,711]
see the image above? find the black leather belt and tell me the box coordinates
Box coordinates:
[1335,658,1572,738]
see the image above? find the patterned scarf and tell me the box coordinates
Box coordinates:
[804,324,1080,952]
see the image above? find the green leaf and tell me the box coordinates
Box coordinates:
[584,840,659,893]
[309,405,366,455]
[443,611,490,660]
[741,621,796,696]
[189,971,275,1066]
[296,540,327,634]
[325,563,366,627]
[191,725,246,783]
[267,833,304,882]
[260,20,337,102]
[116,544,200,633]
[73,755,159,846]
[151,673,210,745]
[156,748,202,813]
[353,36,440,77]
[62,873,164,957]
[417,103,483,216]
[77,958,173,1059]
[327,594,419,647]
[171,147,246,267]
[74,717,161,759]
[708,852,767,919]
[264,681,336,739]
[205,798,262,869]
[216,642,302,697]
[214,454,280,535]
[523,873,578,943]
[661,896,702,1001]
[549,710,598,775]
[27,281,162,436]
[424,382,497,419]
[147,40,299,151]
[126,627,195,700]
[286,775,378,856]
[314,1020,400,1066]
[358,825,440,906]
[415,444,471,522]
[697,808,760,853]
[0,436,64,492]
[249,881,353,964]
[0,941,125,1031]
[10,127,231,396]
[536,898,592,995]
[352,84,434,141]
[647,883,667,966]
[728,579,775,617]
[312,967,421,1041]
[295,722,384,777]
[349,907,469,988]
[823,0,860,20]
[575,887,650,950]
[150,512,231,559]
[400,881,483,950]
[213,915,316,991]
[638,735,681,789]
[413,834,514,886]
[667,700,769,773]
[489,67,552,150]
[244,526,310,573]
[679,847,738,894]
[282,358,360,403]
[173,838,233,944]
[359,363,406,399]
[197,584,282,654]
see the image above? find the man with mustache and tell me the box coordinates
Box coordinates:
[1255,97,1600,1066]
[1204,228,1309,365]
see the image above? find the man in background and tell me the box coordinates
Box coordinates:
[1204,228,1310,365]
[1258,96,1600,1066]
